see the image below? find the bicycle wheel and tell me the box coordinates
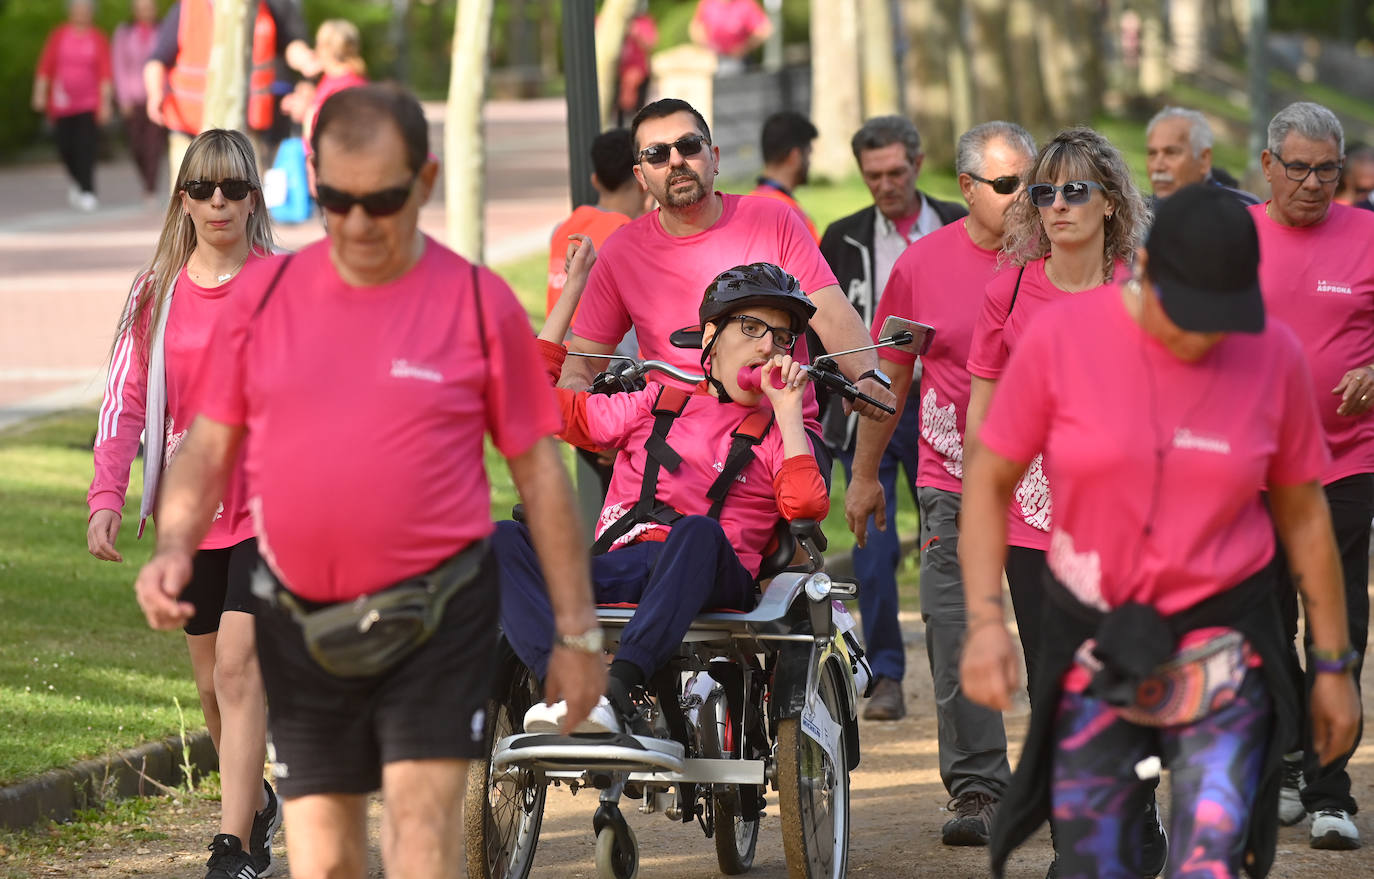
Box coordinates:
[464,658,546,879]
[776,663,850,879]
[698,690,761,874]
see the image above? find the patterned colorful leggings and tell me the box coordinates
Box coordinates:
[1051,670,1270,879]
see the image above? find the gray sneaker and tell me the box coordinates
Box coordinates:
[1278,754,1307,826]
[942,791,997,846]
[1310,808,1360,850]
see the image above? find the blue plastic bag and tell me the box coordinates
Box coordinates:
[264,136,313,224]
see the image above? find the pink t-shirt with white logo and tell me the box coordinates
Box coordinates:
[572,193,837,424]
[90,267,257,549]
[873,220,1003,493]
[967,257,1127,549]
[980,286,1328,615]
[194,238,561,603]
[1251,202,1374,483]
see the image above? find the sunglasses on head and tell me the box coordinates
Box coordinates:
[183,179,253,201]
[315,177,417,217]
[636,134,709,166]
[1027,180,1105,208]
[968,172,1022,195]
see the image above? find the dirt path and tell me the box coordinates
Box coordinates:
[10,614,1374,879]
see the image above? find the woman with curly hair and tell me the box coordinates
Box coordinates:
[962,127,1156,877]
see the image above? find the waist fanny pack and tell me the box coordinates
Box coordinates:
[1073,629,1251,727]
[252,539,488,678]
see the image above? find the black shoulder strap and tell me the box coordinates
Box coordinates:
[250,254,295,321]
[1006,265,1027,317]
[470,262,488,359]
[590,385,690,554]
[705,409,775,519]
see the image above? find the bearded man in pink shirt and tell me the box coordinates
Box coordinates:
[132,84,605,879]
[1251,100,1374,851]
[559,97,897,472]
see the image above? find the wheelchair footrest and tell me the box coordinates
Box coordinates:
[494,732,687,775]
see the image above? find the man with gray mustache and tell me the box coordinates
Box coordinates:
[1146,106,1259,207]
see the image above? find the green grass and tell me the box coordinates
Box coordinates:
[0,413,202,785]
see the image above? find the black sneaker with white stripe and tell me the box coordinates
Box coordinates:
[249,780,282,875]
[205,833,258,879]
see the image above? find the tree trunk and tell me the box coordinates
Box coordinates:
[1170,0,1208,76]
[202,0,250,131]
[1036,0,1090,128]
[595,0,636,127]
[811,0,863,181]
[1005,0,1049,131]
[902,0,955,166]
[1136,0,1171,99]
[859,0,902,117]
[942,0,973,143]
[968,0,1012,124]
[447,0,494,263]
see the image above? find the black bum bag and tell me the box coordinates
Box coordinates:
[251,539,488,679]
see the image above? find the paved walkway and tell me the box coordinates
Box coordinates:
[0,99,573,428]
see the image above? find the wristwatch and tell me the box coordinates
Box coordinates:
[1311,646,1360,674]
[556,627,606,654]
[858,368,892,390]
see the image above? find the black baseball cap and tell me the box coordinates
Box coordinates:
[1146,183,1265,333]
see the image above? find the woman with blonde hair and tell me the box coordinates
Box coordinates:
[303,19,368,150]
[87,129,282,879]
[963,126,1155,876]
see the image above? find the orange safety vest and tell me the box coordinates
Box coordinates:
[163,0,278,134]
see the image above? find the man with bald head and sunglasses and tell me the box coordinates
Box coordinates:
[132,83,604,879]
[558,97,898,474]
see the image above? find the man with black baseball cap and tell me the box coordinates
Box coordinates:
[961,181,1359,879]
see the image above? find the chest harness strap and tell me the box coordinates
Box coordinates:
[591,386,775,555]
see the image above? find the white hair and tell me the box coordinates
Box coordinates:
[1268,101,1345,156]
[1146,107,1213,157]
[955,121,1036,177]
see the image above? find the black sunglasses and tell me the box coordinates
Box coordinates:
[183,179,253,201]
[1027,180,1105,208]
[637,134,709,166]
[968,172,1021,195]
[315,177,417,217]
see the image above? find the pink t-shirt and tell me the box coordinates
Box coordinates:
[873,220,1002,493]
[573,193,837,425]
[575,383,826,576]
[91,267,259,550]
[304,71,368,156]
[36,24,112,120]
[1251,202,1374,483]
[194,238,561,603]
[967,256,1127,549]
[980,286,1328,615]
[111,21,156,106]
[694,0,769,56]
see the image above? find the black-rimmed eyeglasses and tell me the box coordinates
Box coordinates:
[1272,153,1342,185]
[729,314,797,351]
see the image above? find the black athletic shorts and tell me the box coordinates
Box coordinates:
[182,538,259,636]
[252,546,499,798]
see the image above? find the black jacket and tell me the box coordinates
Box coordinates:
[814,192,966,448]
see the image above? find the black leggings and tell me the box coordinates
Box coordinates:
[54,112,99,195]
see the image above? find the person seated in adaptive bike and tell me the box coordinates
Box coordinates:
[494,245,831,736]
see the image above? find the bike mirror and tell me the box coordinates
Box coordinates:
[877,316,935,357]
